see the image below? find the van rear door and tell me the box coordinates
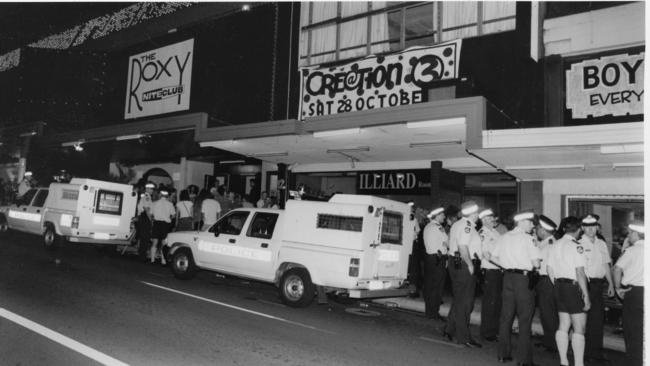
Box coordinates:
[369,209,406,279]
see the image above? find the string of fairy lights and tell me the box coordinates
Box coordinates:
[0,2,194,72]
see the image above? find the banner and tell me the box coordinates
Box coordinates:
[566,52,644,119]
[125,39,194,119]
[299,40,462,118]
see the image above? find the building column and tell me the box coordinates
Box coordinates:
[430,161,442,207]
[517,181,543,213]
[277,163,288,209]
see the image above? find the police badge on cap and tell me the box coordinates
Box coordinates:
[538,215,557,232]
[581,214,600,227]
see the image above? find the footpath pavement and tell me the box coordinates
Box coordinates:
[372,295,625,352]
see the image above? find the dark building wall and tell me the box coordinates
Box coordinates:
[0,3,298,133]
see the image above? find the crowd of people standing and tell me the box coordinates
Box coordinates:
[133,181,282,265]
[411,201,643,366]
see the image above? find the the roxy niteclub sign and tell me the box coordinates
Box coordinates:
[124,39,194,119]
[299,40,461,118]
[565,52,644,119]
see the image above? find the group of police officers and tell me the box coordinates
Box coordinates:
[419,200,644,366]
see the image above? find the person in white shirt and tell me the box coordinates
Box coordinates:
[201,189,221,231]
[477,208,502,342]
[422,207,447,320]
[613,220,644,366]
[492,210,541,365]
[578,214,614,362]
[444,200,482,348]
[546,216,591,366]
[17,171,34,197]
[150,190,176,265]
[535,214,559,352]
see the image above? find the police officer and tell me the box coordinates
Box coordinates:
[492,210,540,366]
[443,200,482,348]
[579,214,614,363]
[547,216,591,366]
[478,208,502,342]
[136,182,155,261]
[535,215,559,352]
[423,207,448,320]
[613,220,644,366]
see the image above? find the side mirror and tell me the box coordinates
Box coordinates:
[213,228,220,237]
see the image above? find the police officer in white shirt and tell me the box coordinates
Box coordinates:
[534,215,559,352]
[422,207,448,320]
[150,189,176,265]
[478,208,502,342]
[443,200,482,348]
[492,210,541,366]
[613,220,644,366]
[546,216,591,366]
[579,214,614,362]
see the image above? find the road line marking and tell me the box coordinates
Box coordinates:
[140,281,336,335]
[419,336,465,348]
[0,307,129,366]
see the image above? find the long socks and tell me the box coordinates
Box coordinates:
[571,333,585,366]
[555,330,569,365]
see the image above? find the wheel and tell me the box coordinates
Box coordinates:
[171,248,197,280]
[279,268,315,307]
[43,225,61,250]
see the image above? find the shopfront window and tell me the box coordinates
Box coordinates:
[564,195,643,261]
[299,1,516,66]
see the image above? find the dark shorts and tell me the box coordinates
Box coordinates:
[152,220,170,240]
[554,280,585,314]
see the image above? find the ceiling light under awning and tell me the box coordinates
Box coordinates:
[409,140,462,148]
[406,117,466,129]
[313,128,361,138]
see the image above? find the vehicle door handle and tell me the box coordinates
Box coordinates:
[229,238,236,244]
[261,243,268,248]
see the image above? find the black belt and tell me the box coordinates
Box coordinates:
[505,269,531,275]
[589,277,606,283]
[556,278,578,284]
[539,275,549,278]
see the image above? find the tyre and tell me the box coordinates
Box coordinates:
[43,225,61,250]
[279,268,315,307]
[171,248,197,280]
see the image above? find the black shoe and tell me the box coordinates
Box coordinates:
[483,335,498,342]
[497,356,513,363]
[464,340,482,348]
[516,363,539,366]
[428,314,444,321]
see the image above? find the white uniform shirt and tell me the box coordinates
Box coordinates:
[492,227,540,271]
[479,226,501,270]
[423,221,448,255]
[176,200,194,218]
[615,240,644,286]
[546,234,586,281]
[137,192,153,216]
[152,199,175,223]
[201,198,221,226]
[537,236,555,276]
[449,217,481,258]
[579,236,611,279]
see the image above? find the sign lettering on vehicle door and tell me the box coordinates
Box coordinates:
[198,240,271,262]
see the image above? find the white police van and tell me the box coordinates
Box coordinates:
[164,194,416,307]
[0,178,137,249]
